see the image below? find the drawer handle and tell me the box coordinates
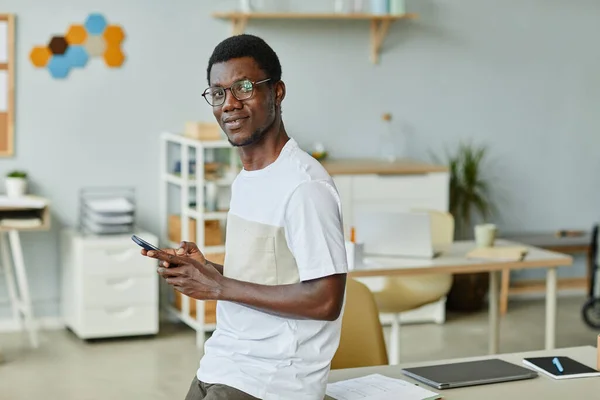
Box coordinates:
[105,307,134,318]
[106,277,135,290]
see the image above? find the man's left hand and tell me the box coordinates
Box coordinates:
[145,250,224,300]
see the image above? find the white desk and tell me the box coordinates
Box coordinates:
[328,346,599,400]
[349,240,573,354]
[0,196,50,348]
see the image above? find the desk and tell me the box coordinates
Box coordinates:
[327,346,599,400]
[349,240,572,354]
[499,232,592,315]
[0,196,50,348]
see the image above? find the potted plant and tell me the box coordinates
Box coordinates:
[5,170,28,198]
[434,142,496,311]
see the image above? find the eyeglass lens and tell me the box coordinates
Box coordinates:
[205,79,255,106]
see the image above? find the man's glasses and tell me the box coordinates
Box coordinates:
[202,78,271,107]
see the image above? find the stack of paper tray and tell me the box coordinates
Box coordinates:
[79,188,135,235]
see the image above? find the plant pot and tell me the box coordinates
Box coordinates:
[5,177,27,198]
[446,272,490,312]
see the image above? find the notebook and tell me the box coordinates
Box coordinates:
[326,374,441,400]
[401,358,538,389]
[522,356,600,380]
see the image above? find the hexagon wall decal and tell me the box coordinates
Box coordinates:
[84,13,107,35]
[64,46,89,68]
[48,36,69,55]
[103,25,125,45]
[66,24,87,45]
[103,46,125,68]
[30,46,52,68]
[84,35,106,57]
[30,13,126,78]
[47,55,71,79]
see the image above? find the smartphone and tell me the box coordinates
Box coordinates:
[131,234,160,252]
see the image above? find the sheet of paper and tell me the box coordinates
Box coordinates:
[0,70,7,112]
[326,374,440,400]
[0,21,7,63]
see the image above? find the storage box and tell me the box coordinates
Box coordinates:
[173,252,225,324]
[184,122,223,141]
[168,215,223,246]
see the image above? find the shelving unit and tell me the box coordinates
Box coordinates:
[159,131,237,347]
[212,12,418,64]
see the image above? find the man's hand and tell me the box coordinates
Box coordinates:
[140,241,223,275]
[145,250,224,300]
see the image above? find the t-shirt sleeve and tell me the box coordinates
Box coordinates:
[284,180,348,282]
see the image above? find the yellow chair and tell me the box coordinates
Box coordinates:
[331,278,388,369]
[357,210,454,365]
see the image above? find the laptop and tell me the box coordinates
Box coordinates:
[354,210,440,259]
[402,358,538,390]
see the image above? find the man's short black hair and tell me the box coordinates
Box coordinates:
[206,34,282,84]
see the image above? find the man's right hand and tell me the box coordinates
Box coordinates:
[140,241,205,268]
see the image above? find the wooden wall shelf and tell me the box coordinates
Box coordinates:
[212,12,418,64]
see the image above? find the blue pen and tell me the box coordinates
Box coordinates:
[552,357,564,373]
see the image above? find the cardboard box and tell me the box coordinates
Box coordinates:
[184,122,223,141]
[168,215,223,246]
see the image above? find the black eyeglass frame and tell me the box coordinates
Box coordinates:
[202,78,272,107]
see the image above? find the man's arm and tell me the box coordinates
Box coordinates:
[221,273,346,321]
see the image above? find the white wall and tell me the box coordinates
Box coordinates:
[0,0,598,319]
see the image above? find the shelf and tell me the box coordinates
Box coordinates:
[161,132,232,149]
[212,12,418,64]
[164,173,233,187]
[187,208,229,220]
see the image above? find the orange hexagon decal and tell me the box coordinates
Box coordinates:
[29,46,52,68]
[66,24,88,45]
[103,25,125,45]
[103,46,125,67]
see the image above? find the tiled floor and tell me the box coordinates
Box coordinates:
[0,296,598,400]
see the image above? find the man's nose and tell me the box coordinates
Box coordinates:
[221,89,243,113]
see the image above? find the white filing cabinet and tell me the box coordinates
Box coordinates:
[332,170,450,324]
[60,230,159,339]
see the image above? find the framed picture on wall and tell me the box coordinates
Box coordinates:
[0,14,15,157]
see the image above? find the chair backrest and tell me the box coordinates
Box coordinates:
[412,209,455,251]
[331,278,388,369]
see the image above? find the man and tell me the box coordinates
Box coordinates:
[144,34,348,399]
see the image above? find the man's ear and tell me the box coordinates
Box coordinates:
[275,80,286,107]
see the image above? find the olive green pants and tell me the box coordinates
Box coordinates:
[185,376,260,400]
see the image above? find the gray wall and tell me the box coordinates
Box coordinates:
[0,0,598,319]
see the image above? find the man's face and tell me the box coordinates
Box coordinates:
[208,57,277,147]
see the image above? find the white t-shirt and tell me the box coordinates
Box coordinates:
[197,138,348,399]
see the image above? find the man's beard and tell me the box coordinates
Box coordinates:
[228,97,277,147]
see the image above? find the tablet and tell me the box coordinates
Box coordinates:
[402,358,538,389]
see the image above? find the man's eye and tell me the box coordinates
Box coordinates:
[212,90,225,98]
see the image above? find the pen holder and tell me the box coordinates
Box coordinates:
[345,241,364,271]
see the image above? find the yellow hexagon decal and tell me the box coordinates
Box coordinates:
[103,25,125,45]
[29,46,52,68]
[66,24,88,45]
[103,46,125,67]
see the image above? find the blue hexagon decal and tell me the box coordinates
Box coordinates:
[64,46,89,68]
[47,55,71,79]
[84,13,107,35]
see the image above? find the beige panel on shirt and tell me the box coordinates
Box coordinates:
[224,213,300,286]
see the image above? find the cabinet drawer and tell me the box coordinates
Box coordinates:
[81,244,155,275]
[351,173,447,202]
[81,305,158,338]
[83,274,158,307]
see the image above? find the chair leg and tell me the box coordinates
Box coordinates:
[389,313,400,365]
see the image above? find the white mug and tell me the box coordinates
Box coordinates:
[475,224,497,248]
